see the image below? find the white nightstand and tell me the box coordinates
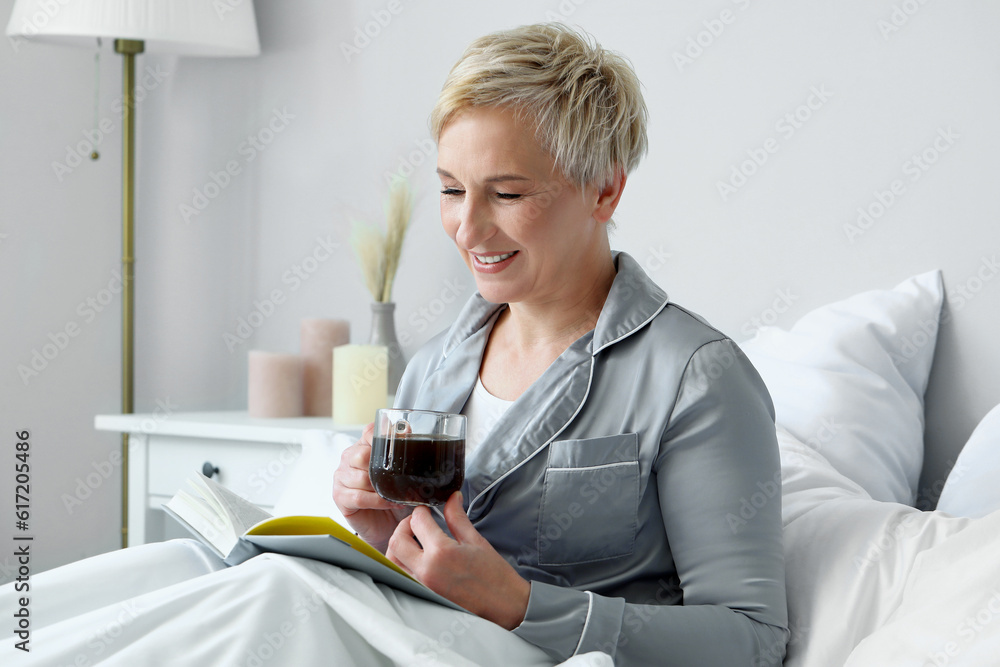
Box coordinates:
[95,411,361,547]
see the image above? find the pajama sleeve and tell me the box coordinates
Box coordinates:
[512,340,790,665]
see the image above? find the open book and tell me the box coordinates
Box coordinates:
[163,472,465,612]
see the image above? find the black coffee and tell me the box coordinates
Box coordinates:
[370,434,465,506]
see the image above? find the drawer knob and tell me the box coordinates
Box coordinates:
[201,462,220,479]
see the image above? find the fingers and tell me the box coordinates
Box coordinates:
[342,441,372,472]
[337,484,401,512]
[386,515,420,573]
[407,504,458,555]
[441,491,479,544]
[333,429,398,512]
[337,425,377,481]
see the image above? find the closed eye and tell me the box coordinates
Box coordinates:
[496,192,522,200]
[440,188,464,196]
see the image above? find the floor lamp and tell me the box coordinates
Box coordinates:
[6,0,260,548]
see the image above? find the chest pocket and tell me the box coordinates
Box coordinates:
[537,433,640,566]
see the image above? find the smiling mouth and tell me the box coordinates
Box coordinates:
[474,251,518,265]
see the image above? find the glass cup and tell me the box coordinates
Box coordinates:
[369,409,466,507]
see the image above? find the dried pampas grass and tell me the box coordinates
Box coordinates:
[350,177,414,303]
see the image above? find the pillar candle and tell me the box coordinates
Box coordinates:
[300,318,350,416]
[332,344,388,425]
[248,351,304,418]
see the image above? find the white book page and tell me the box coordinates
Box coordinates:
[163,487,238,555]
[195,474,272,535]
[164,473,271,556]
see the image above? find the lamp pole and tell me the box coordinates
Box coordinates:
[115,38,143,549]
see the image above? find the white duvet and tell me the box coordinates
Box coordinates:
[779,428,1000,666]
[0,538,611,666]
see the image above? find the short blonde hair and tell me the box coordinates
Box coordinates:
[430,23,648,189]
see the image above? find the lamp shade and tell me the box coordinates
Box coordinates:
[6,0,260,56]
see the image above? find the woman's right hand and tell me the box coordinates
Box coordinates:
[332,423,412,553]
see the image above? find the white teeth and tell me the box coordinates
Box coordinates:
[477,252,515,265]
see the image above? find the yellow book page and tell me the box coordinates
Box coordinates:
[245,515,414,581]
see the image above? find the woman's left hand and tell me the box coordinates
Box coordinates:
[386,491,530,630]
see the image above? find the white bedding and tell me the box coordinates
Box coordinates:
[0,539,611,666]
[778,428,1000,666]
[747,271,1000,665]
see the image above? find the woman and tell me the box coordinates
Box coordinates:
[334,23,789,666]
[0,23,786,667]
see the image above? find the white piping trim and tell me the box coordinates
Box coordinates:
[592,296,669,356]
[467,357,596,516]
[572,591,596,656]
[548,461,636,473]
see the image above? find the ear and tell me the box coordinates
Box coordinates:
[592,168,627,225]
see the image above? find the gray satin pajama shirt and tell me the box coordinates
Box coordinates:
[394,252,789,666]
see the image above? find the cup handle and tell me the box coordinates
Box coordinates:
[386,418,410,467]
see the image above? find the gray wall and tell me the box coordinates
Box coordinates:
[2,0,998,577]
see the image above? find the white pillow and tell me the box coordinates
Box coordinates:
[777,427,976,667]
[935,403,1000,518]
[740,271,944,505]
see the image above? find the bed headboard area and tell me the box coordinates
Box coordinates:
[601,2,1000,508]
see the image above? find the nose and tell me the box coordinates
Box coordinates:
[454,193,495,251]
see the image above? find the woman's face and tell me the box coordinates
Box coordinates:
[436,106,611,307]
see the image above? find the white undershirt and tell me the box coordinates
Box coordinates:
[462,375,515,453]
